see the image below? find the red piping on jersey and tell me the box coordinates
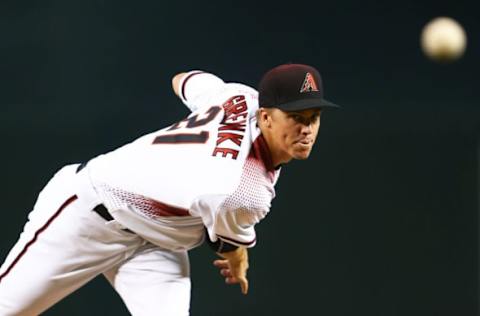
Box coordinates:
[0,195,78,283]
[181,71,204,101]
[105,187,191,218]
[144,198,190,217]
[251,134,275,172]
[249,134,276,183]
[217,234,256,246]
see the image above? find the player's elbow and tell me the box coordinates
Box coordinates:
[172,72,187,97]
[236,208,268,228]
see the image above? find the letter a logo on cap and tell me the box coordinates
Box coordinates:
[299,72,319,93]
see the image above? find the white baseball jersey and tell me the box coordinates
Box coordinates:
[86,71,281,251]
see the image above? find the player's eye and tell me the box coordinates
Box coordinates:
[289,114,303,122]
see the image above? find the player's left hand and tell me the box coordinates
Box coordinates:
[213,247,249,295]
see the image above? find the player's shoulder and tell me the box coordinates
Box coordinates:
[214,82,259,114]
[223,82,258,97]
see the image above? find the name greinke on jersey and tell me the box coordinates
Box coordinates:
[212,95,248,160]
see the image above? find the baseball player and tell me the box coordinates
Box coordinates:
[0,63,338,315]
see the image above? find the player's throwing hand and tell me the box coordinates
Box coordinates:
[213,247,249,295]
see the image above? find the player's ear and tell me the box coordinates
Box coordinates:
[257,108,272,128]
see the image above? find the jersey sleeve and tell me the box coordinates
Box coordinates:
[178,71,226,112]
[190,192,270,248]
[214,200,269,248]
[190,155,276,248]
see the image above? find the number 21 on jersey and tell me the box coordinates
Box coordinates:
[152,106,222,144]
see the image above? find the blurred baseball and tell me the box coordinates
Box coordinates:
[421,17,467,62]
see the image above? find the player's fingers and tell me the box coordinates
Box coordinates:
[239,276,249,295]
[220,268,231,277]
[213,259,229,268]
[225,276,248,294]
[225,276,239,284]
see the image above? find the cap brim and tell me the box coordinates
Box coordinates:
[276,98,340,111]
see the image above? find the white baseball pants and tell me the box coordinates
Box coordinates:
[0,164,191,315]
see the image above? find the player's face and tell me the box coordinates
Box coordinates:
[267,108,321,163]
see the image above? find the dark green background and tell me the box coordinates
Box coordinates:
[0,0,478,315]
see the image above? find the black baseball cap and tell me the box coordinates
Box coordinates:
[258,63,340,111]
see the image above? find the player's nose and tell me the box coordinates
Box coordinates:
[300,122,314,135]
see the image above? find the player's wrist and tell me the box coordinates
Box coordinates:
[218,246,247,262]
[205,229,239,253]
[209,239,238,253]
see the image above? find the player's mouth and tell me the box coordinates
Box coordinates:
[293,139,313,149]
[294,138,312,145]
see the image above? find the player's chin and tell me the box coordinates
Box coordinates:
[291,147,313,160]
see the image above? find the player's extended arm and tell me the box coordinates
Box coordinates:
[213,247,249,295]
[172,72,187,97]
[171,70,225,112]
